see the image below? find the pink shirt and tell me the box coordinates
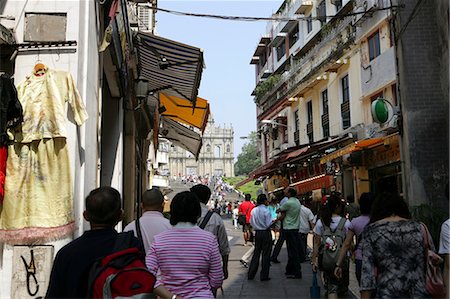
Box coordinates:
[146,224,223,298]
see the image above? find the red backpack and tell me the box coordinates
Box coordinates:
[87,232,156,298]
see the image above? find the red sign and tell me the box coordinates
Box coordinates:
[293,175,334,195]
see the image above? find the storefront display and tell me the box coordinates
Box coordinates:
[0,66,88,244]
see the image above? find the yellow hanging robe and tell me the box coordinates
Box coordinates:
[0,68,88,244]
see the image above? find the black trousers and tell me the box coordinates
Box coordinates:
[271,229,285,260]
[248,230,272,280]
[298,233,308,263]
[284,229,302,277]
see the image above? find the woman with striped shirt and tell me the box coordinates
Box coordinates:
[146,191,223,299]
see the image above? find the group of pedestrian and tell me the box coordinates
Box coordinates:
[46,184,230,299]
[238,188,306,281]
[237,187,449,299]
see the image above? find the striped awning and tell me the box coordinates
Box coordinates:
[160,117,203,160]
[135,32,204,104]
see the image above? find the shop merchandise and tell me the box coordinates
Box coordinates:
[0,74,23,202]
[0,67,88,244]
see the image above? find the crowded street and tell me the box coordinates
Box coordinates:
[0,0,448,298]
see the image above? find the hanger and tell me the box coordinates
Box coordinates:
[33,61,47,76]
[33,51,47,76]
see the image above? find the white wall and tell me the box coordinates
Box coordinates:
[0,1,101,297]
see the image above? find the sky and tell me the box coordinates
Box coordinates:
[156,0,284,159]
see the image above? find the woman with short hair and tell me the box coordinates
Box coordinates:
[146,191,223,299]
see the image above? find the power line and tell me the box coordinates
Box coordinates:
[154,5,401,22]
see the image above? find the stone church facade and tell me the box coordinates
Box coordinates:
[167,117,234,177]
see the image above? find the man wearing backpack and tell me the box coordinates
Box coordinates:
[46,186,178,299]
[191,184,230,280]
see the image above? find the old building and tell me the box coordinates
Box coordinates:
[248,0,437,204]
[167,116,235,177]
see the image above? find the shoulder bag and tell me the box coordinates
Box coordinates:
[420,223,446,298]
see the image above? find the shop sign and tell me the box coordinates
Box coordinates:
[11,246,54,298]
[293,175,334,195]
[267,174,289,192]
[371,98,393,124]
[366,143,400,168]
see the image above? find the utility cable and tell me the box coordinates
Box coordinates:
[154,5,401,22]
[395,0,426,41]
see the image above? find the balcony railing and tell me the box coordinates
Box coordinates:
[321,113,329,126]
[294,130,300,145]
[306,122,313,134]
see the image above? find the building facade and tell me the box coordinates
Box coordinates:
[167,117,235,177]
[248,0,439,205]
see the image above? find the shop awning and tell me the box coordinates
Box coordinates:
[135,32,204,103]
[160,117,203,160]
[160,93,210,133]
[320,138,383,164]
[290,174,334,195]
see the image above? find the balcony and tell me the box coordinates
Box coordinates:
[361,47,396,97]
[256,14,355,116]
[295,0,314,15]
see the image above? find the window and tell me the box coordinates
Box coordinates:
[307,101,313,124]
[316,1,326,27]
[307,15,313,33]
[335,0,342,11]
[276,42,286,61]
[289,23,299,48]
[307,101,313,143]
[341,75,350,102]
[321,89,329,138]
[226,144,230,153]
[341,75,351,129]
[294,110,299,132]
[368,31,381,61]
[321,89,329,115]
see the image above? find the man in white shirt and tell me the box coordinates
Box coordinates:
[298,199,314,262]
[124,188,172,254]
[248,194,273,281]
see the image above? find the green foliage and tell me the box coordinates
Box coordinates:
[237,180,262,200]
[223,177,262,200]
[234,131,261,176]
[254,74,281,99]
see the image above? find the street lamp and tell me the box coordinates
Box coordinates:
[261,119,288,127]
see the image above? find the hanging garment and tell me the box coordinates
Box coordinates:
[0,146,7,203]
[0,138,74,244]
[0,74,23,145]
[0,68,87,244]
[12,68,88,143]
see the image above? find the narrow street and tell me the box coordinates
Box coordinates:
[167,179,359,299]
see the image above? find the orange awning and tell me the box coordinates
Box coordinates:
[320,138,383,164]
[160,93,210,133]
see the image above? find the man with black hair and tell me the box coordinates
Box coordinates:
[239,193,255,246]
[46,186,177,299]
[191,184,230,279]
[277,188,302,279]
[124,188,172,253]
